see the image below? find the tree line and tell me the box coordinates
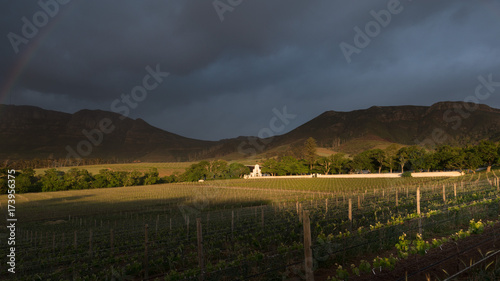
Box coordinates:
[0,160,251,194]
[261,138,500,175]
[178,160,250,181]
[0,157,131,170]
[1,138,498,194]
[0,167,175,194]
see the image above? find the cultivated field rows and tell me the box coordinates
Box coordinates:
[1,171,499,280]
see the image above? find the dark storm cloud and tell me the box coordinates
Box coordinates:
[1,0,500,140]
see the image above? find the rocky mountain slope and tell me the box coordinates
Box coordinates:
[1,102,499,161]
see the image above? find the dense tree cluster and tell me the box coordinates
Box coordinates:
[0,167,175,194]
[261,156,308,176]
[180,160,250,182]
[0,160,251,193]
[262,140,500,175]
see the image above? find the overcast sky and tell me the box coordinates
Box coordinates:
[1,0,500,141]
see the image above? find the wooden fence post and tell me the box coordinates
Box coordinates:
[186,216,190,239]
[417,186,422,235]
[348,198,353,225]
[443,185,446,203]
[231,210,234,237]
[396,189,399,207]
[454,183,457,198]
[197,218,205,281]
[144,224,149,280]
[206,213,210,231]
[89,229,92,257]
[110,229,114,255]
[156,214,159,239]
[261,207,264,227]
[303,210,314,281]
[416,186,421,215]
[299,204,303,223]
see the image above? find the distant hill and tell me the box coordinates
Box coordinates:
[268,102,500,154]
[0,102,499,162]
[0,105,223,162]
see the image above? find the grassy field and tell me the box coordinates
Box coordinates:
[2,170,499,280]
[8,171,486,224]
[9,177,428,221]
[33,162,195,177]
[10,182,280,222]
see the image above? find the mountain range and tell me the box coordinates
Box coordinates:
[0,101,499,162]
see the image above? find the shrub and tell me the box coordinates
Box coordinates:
[359,260,371,274]
[41,168,66,191]
[469,219,485,234]
[402,171,412,177]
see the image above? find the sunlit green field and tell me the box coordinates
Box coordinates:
[5,172,486,222]
[34,162,194,177]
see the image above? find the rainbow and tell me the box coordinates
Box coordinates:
[1,1,76,106]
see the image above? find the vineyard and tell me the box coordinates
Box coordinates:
[2,170,500,280]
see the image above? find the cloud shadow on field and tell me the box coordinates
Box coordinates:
[13,187,273,223]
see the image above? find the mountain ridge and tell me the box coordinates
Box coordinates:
[270,101,500,147]
[0,101,499,161]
